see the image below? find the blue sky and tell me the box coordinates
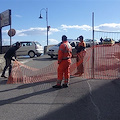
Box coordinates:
[1,0,120,46]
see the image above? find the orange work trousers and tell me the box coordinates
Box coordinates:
[76,51,86,74]
[57,59,71,81]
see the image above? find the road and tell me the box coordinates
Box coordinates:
[0,54,120,120]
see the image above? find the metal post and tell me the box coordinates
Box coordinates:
[10,10,12,46]
[92,12,95,79]
[0,27,2,54]
[46,8,48,46]
[0,13,2,54]
[39,8,49,46]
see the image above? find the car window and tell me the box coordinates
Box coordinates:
[20,42,32,46]
[57,42,62,46]
[12,43,16,46]
[85,39,91,42]
[22,43,25,47]
[70,42,75,47]
[104,38,111,42]
[35,42,41,46]
[26,42,32,46]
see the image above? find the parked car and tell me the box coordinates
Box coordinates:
[47,40,79,58]
[103,38,115,46]
[84,39,98,47]
[13,41,43,58]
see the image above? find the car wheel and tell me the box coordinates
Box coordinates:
[28,51,35,58]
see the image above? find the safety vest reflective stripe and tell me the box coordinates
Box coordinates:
[58,42,72,62]
[62,43,72,53]
[59,48,64,52]
[62,43,72,60]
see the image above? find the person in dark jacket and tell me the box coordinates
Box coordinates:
[1,42,21,78]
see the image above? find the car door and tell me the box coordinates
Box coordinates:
[16,42,33,56]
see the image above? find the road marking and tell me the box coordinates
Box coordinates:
[87,80,101,120]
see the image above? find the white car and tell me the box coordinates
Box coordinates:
[84,39,98,47]
[47,40,79,58]
[13,41,44,58]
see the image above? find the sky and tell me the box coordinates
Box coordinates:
[1,0,120,47]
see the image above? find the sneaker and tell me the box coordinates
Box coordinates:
[52,85,62,88]
[62,84,68,88]
[1,75,7,78]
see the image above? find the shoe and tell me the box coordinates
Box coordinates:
[1,75,7,78]
[52,85,62,88]
[62,84,68,88]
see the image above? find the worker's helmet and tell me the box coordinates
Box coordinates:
[62,35,67,41]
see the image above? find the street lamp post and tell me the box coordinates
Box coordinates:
[39,8,49,46]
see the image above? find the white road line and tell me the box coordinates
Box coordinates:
[87,80,101,120]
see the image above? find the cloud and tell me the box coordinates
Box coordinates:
[2,23,120,38]
[61,23,120,32]
[16,27,60,36]
[95,23,120,32]
[15,15,22,18]
[61,24,91,31]
[49,39,59,44]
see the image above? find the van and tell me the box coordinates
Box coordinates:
[13,41,43,58]
[47,40,79,58]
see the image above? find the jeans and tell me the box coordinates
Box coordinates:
[1,58,12,76]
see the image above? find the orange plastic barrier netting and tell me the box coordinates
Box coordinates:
[93,44,120,79]
[7,44,120,84]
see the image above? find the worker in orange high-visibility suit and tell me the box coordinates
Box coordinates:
[74,35,86,76]
[53,35,72,88]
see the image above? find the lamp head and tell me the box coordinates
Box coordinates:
[39,14,43,19]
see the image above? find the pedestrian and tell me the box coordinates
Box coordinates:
[1,42,21,78]
[74,35,86,76]
[53,35,72,88]
[100,37,103,43]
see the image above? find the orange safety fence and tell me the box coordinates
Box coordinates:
[7,43,120,84]
[93,43,120,80]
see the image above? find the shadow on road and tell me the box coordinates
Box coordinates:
[35,78,120,120]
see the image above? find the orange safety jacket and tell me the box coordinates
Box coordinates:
[58,41,72,64]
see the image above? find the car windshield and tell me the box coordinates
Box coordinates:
[85,39,97,42]
[104,38,112,42]
[56,42,62,46]
[84,39,91,42]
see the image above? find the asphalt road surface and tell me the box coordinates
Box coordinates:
[0,54,120,120]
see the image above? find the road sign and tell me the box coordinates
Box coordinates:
[8,29,16,37]
[0,9,11,28]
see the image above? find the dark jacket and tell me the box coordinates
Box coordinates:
[4,46,18,60]
[75,42,86,53]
